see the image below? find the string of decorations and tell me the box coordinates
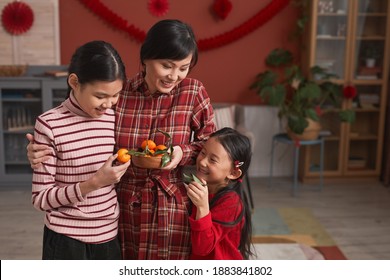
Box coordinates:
[78,0,290,51]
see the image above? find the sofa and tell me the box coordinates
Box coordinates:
[213,103,255,151]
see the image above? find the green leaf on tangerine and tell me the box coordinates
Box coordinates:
[183,173,205,185]
[161,153,171,168]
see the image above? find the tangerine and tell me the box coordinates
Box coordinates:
[141,139,157,151]
[155,144,167,151]
[117,148,131,163]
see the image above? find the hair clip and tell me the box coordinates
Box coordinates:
[234,160,244,170]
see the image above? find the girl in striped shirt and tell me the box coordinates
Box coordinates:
[30,41,130,259]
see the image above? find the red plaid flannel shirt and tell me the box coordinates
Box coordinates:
[115,72,215,259]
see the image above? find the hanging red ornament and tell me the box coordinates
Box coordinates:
[1,1,34,35]
[148,0,169,17]
[212,0,233,20]
[343,85,357,99]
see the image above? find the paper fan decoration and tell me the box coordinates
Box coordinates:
[148,0,169,17]
[1,1,34,35]
[212,0,232,20]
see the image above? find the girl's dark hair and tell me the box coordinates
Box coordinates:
[67,40,126,95]
[140,19,198,70]
[208,127,255,259]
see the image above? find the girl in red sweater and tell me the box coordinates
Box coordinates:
[186,127,254,259]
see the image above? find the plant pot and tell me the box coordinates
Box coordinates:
[287,118,322,141]
[365,58,376,68]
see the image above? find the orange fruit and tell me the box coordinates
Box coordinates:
[141,139,157,151]
[117,148,131,163]
[155,144,167,151]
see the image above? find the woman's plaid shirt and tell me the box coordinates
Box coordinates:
[115,72,216,259]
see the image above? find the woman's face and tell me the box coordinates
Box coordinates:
[143,54,192,94]
[70,75,123,118]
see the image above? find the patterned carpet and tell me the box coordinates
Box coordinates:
[251,207,347,260]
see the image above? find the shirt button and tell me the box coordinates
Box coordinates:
[145,124,149,128]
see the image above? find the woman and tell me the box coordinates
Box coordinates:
[27,19,216,259]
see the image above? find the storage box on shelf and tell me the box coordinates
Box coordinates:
[0,65,68,187]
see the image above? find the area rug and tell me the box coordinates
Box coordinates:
[251,207,347,260]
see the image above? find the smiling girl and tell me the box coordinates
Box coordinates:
[186,127,254,259]
[31,41,130,259]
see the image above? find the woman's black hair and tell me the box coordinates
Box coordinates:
[67,40,126,96]
[140,19,198,69]
[208,127,255,259]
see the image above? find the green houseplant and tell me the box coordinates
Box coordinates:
[250,48,355,139]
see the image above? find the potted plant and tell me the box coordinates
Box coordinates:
[250,48,355,140]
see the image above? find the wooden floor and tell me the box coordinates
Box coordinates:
[1,177,390,260]
[250,177,390,260]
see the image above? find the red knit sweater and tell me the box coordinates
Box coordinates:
[189,192,244,260]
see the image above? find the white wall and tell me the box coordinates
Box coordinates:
[244,105,294,178]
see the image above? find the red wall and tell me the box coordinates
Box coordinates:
[59,0,299,104]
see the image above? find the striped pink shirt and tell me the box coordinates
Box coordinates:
[32,93,119,244]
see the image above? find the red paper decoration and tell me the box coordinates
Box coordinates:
[78,0,290,51]
[1,1,34,35]
[212,0,232,20]
[148,0,169,17]
[198,0,290,51]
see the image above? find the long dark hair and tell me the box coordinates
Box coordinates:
[208,127,254,259]
[67,40,126,96]
[140,19,198,70]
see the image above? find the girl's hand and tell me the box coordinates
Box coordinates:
[186,179,209,219]
[80,154,130,195]
[161,145,183,170]
[26,133,53,169]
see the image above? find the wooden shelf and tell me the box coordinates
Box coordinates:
[0,65,68,187]
[300,0,390,181]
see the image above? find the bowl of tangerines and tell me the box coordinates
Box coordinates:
[116,129,173,169]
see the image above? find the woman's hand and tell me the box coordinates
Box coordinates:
[26,133,53,169]
[80,154,130,196]
[162,145,183,170]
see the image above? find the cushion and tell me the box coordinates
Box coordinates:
[214,105,235,129]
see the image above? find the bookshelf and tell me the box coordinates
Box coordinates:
[0,65,68,187]
[300,0,390,180]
